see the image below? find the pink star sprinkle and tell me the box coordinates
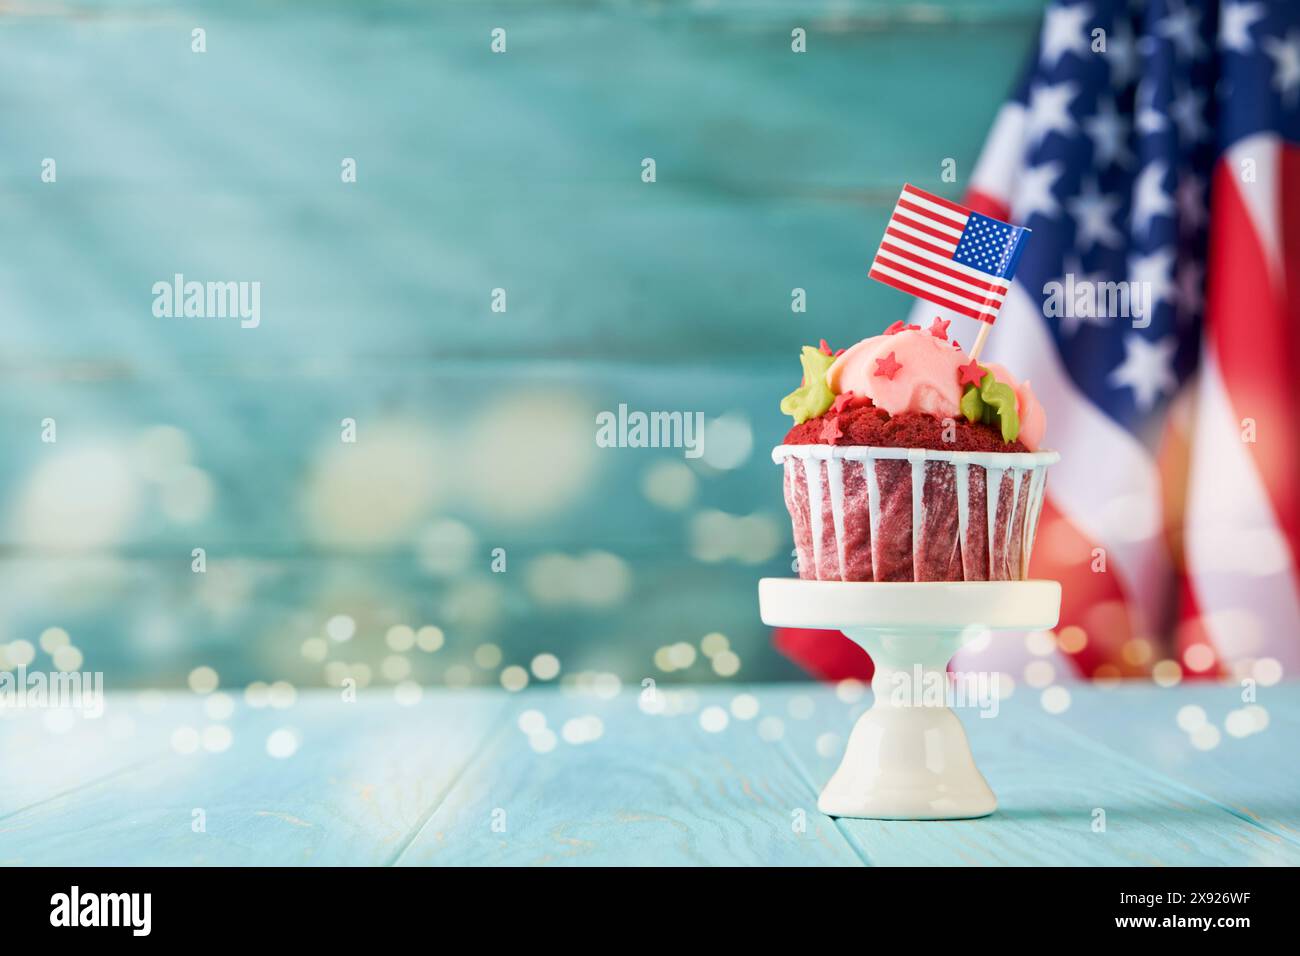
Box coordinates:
[874,352,904,380]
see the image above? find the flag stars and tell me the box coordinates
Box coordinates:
[1083,97,1133,168]
[1170,86,1209,144]
[1129,247,1176,312]
[1039,1,1094,69]
[1219,2,1265,55]
[1156,0,1207,61]
[1109,335,1179,412]
[1012,160,1064,223]
[1135,82,1168,135]
[1105,19,1138,89]
[1068,179,1123,251]
[1263,31,1300,105]
[1132,161,1175,235]
[1027,81,1080,146]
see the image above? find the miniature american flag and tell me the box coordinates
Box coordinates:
[869,183,1031,323]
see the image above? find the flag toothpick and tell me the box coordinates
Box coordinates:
[868,183,1030,363]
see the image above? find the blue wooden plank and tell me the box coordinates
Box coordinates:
[0,695,203,823]
[394,686,865,865]
[0,2,1037,363]
[0,692,506,865]
[773,684,1300,866]
[6,685,1299,865]
[1037,683,1300,847]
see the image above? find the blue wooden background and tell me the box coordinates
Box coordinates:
[0,0,1046,689]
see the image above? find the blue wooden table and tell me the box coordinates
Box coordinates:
[3,682,1297,865]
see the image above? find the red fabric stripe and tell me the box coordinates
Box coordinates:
[872,255,1005,312]
[1028,498,1142,677]
[897,196,967,228]
[1205,151,1300,585]
[962,187,1013,224]
[773,627,873,682]
[877,241,1008,296]
[891,211,961,246]
[867,267,991,321]
[903,183,971,216]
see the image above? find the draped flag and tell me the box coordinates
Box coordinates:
[778,0,1300,685]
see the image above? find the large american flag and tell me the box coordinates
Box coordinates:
[922,0,1300,682]
[776,0,1299,683]
[869,184,1031,323]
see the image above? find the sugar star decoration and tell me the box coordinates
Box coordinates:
[957,358,986,387]
[819,416,844,444]
[874,351,904,380]
[928,316,951,340]
[959,369,1022,443]
[884,320,921,335]
[780,345,839,424]
[831,391,858,414]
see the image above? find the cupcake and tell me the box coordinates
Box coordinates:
[776,319,1057,583]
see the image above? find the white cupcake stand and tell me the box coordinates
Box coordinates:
[759,578,1060,820]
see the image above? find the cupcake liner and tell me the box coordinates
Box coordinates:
[775,444,1059,583]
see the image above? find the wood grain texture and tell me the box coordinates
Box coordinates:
[394,686,863,865]
[0,692,505,865]
[2,684,1296,866]
[776,685,1300,866]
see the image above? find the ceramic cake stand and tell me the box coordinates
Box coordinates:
[759,579,1061,820]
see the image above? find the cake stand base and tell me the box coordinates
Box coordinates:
[759,579,1061,820]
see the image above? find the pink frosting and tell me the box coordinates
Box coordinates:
[825,329,1048,450]
[826,329,965,419]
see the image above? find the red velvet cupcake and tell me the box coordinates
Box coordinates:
[776,325,1057,582]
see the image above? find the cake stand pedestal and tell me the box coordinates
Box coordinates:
[759,579,1061,820]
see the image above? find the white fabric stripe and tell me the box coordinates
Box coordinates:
[909,287,1174,644]
[900,188,971,228]
[891,201,964,240]
[882,233,1011,290]
[874,247,1007,303]
[887,218,959,252]
[1184,144,1300,673]
[1227,135,1287,294]
[870,261,1001,316]
[969,103,1028,205]
[1184,347,1300,672]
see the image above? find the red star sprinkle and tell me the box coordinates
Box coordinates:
[928,317,950,340]
[905,323,921,331]
[884,320,906,335]
[819,339,834,355]
[831,391,857,413]
[951,339,962,349]
[958,359,985,387]
[874,351,903,380]
[820,416,844,444]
